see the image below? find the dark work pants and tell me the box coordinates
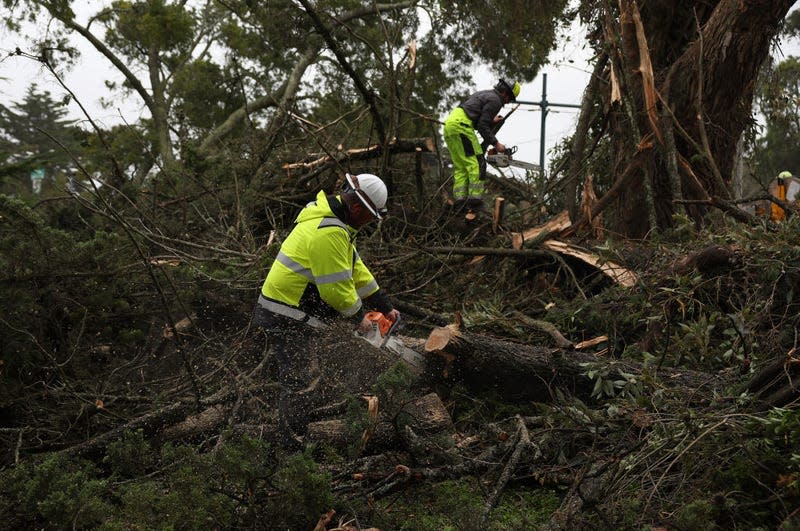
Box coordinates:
[272,325,320,437]
[253,306,321,440]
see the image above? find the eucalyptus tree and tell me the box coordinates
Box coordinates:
[566,0,797,237]
[2,0,570,180]
[750,10,800,182]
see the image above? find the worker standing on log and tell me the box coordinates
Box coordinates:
[443,79,520,217]
[252,173,400,448]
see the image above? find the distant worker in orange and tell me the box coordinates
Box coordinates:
[770,170,793,222]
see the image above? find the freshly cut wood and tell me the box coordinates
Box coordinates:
[574,335,609,350]
[492,196,505,233]
[541,240,638,287]
[511,210,572,249]
[423,326,724,402]
[424,325,458,352]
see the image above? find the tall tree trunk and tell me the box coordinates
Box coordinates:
[148,45,175,169]
[603,0,794,237]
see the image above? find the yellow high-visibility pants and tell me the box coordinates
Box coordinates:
[443,107,484,200]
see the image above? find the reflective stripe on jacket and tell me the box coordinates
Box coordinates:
[261,191,379,318]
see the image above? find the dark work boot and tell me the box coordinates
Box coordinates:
[450,198,467,213]
[278,389,308,451]
[465,198,485,212]
[278,409,305,451]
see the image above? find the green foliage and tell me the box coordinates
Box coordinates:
[373,361,417,420]
[104,430,154,479]
[752,55,800,180]
[0,433,333,529]
[661,212,698,242]
[343,393,372,456]
[80,122,156,183]
[0,195,145,378]
[171,60,245,131]
[270,450,334,527]
[357,477,559,530]
[581,362,643,400]
[0,84,84,196]
[448,384,527,428]
[0,454,111,529]
[761,407,800,448]
[436,0,571,81]
[103,0,196,54]
[673,499,715,530]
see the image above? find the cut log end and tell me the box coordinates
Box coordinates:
[424,325,460,352]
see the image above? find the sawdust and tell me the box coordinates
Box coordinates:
[309,325,413,405]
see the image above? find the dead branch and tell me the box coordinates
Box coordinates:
[479,415,531,526]
[282,137,435,171]
[511,311,574,349]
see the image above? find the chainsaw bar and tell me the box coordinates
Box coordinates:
[357,313,425,371]
[485,146,540,172]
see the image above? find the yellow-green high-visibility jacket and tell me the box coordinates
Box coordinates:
[261,191,380,320]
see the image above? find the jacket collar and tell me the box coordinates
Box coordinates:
[296,191,357,234]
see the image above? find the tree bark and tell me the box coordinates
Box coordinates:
[602,0,794,236]
[424,325,726,402]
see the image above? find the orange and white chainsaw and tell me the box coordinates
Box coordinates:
[485,145,540,172]
[357,311,424,370]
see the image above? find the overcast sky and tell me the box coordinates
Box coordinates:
[1,6,796,173]
[0,3,596,172]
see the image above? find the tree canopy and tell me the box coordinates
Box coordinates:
[1,1,800,529]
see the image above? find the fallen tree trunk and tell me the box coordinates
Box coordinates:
[424,325,727,402]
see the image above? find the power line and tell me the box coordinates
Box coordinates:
[515,73,581,173]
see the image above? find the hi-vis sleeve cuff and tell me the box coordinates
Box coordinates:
[339,298,362,317]
[357,279,379,298]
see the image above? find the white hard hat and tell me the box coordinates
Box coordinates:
[345,173,388,219]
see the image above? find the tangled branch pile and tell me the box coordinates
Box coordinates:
[1,148,799,529]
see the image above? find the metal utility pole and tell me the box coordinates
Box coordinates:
[516,73,582,174]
